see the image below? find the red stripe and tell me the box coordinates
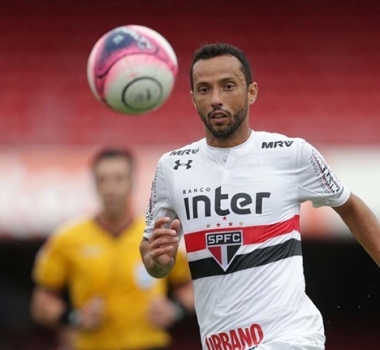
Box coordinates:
[184,216,300,253]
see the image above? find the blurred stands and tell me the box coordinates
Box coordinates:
[1,0,380,146]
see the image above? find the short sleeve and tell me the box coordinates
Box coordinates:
[297,140,350,208]
[32,232,69,290]
[144,156,179,240]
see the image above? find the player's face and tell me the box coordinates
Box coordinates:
[93,157,133,217]
[191,55,258,146]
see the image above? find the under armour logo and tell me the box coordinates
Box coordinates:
[174,160,192,170]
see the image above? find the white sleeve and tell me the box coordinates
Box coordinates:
[297,140,350,208]
[143,156,179,239]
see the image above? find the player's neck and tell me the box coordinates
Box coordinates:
[206,127,252,148]
[96,210,133,237]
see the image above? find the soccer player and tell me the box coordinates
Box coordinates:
[140,43,380,350]
[31,148,194,350]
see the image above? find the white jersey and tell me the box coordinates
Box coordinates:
[144,131,350,350]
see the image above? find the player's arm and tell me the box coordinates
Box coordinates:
[297,141,380,266]
[140,217,181,278]
[141,156,181,278]
[334,193,380,267]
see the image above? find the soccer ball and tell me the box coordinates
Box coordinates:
[87,25,178,115]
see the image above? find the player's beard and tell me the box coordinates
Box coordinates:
[199,100,249,140]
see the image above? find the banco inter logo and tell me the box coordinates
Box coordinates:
[183,186,271,220]
[206,231,242,270]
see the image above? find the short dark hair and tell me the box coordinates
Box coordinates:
[91,148,135,174]
[190,42,253,90]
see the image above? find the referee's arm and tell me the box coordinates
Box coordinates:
[30,285,66,327]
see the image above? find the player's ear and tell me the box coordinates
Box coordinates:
[248,82,258,105]
[190,90,197,108]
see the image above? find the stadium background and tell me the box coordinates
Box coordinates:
[1,0,380,348]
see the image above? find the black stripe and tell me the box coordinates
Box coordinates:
[189,239,302,280]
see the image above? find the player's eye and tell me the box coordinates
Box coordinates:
[197,86,209,94]
[224,83,235,90]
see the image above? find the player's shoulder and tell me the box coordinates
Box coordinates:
[254,131,306,151]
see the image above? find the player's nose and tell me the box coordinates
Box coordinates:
[210,89,223,108]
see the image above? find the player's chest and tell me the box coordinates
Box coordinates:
[169,155,297,223]
[169,152,292,184]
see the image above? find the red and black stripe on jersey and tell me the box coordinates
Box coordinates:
[184,216,301,280]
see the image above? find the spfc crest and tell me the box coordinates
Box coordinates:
[206,230,242,271]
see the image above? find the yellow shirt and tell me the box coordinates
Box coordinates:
[32,217,191,350]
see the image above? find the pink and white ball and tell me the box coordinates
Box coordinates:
[87,25,178,115]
